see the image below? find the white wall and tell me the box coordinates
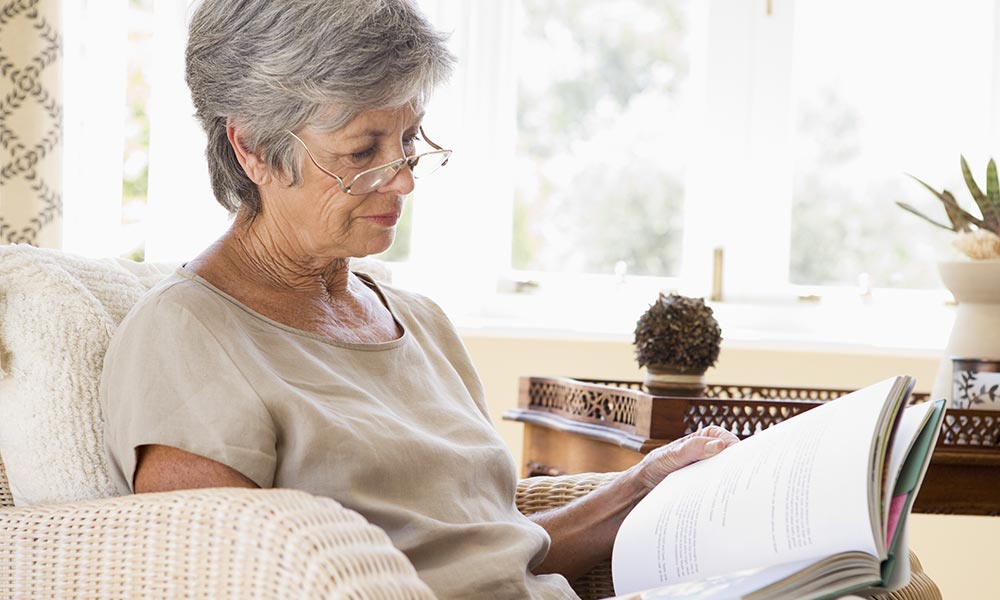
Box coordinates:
[459,332,999,600]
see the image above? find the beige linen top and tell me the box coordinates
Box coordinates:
[100,267,577,599]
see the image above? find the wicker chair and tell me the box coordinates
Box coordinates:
[0,456,621,598]
[0,246,941,598]
[0,462,942,599]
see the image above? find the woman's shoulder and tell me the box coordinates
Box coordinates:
[116,268,234,337]
[355,272,451,325]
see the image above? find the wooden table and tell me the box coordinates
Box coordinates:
[504,376,1000,516]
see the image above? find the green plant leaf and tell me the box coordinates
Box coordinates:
[895,201,956,231]
[961,155,987,205]
[961,155,1000,234]
[905,174,984,230]
[941,190,981,232]
[985,159,1000,233]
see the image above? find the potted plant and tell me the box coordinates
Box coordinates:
[897,156,1000,408]
[634,293,721,397]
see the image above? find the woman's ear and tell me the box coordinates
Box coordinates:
[226,119,272,186]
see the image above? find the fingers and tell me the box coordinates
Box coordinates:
[674,434,728,463]
[675,426,740,446]
[634,430,740,492]
[696,425,741,447]
[647,434,727,472]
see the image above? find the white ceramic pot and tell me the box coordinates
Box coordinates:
[930,260,1000,408]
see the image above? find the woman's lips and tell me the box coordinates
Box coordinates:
[363,212,401,227]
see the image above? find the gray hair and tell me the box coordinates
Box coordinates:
[185,0,455,215]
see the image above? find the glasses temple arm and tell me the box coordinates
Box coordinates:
[420,126,445,151]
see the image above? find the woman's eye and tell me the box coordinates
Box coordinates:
[351,147,376,162]
[403,135,420,151]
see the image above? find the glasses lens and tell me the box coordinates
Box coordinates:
[347,150,452,194]
[350,164,402,195]
[410,150,451,179]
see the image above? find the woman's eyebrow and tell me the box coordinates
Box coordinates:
[343,130,386,140]
[341,113,427,140]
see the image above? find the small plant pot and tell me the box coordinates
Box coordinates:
[644,365,707,397]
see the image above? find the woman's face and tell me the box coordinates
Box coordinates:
[264,104,424,260]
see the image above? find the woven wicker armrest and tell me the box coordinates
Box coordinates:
[515,472,621,515]
[516,472,621,600]
[0,487,434,599]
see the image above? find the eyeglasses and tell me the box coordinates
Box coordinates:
[285,127,452,195]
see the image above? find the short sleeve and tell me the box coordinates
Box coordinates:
[100,290,277,492]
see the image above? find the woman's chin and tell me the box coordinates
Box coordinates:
[356,233,396,258]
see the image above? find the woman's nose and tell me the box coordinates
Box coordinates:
[379,162,416,195]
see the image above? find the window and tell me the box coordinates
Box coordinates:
[59,0,1000,343]
[788,0,1000,288]
[512,0,693,278]
[499,0,999,300]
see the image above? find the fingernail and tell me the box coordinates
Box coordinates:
[706,440,724,453]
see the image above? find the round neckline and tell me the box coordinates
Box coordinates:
[175,264,409,352]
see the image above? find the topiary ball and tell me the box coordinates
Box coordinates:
[634,293,722,373]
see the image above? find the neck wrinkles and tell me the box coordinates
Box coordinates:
[225,208,353,301]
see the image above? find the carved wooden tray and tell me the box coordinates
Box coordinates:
[509,376,998,451]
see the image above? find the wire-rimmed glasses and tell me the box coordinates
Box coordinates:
[286,127,452,195]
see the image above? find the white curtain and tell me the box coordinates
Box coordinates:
[61,0,127,257]
[401,0,517,305]
[61,0,228,262]
[143,0,229,264]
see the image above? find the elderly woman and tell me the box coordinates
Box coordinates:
[100,1,738,598]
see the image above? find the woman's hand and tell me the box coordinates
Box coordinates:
[530,425,740,580]
[628,425,740,493]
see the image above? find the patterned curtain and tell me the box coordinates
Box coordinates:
[0,0,61,248]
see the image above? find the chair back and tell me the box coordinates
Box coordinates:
[0,245,176,506]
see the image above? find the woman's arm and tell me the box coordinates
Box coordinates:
[134,444,258,493]
[529,426,739,581]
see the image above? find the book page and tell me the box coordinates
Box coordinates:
[612,377,903,596]
[632,557,817,600]
[633,552,880,600]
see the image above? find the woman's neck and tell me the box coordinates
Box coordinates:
[186,208,401,345]
[217,209,354,302]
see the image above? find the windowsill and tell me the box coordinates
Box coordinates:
[387,262,954,355]
[451,291,953,356]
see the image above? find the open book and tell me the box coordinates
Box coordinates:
[612,376,946,600]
